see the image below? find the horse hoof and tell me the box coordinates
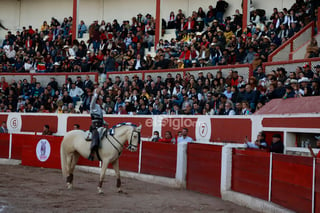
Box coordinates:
[67,183,73,189]
[97,187,104,194]
[118,188,123,193]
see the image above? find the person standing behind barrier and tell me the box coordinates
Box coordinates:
[177,128,193,143]
[158,131,176,144]
[0,121,8,133]
[269,134,284,154]
[73,124,80,130]
[42,124,52,135]
[151,131,160,142]
[245,131,268,150]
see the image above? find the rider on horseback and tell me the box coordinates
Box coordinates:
[88,87,108,161]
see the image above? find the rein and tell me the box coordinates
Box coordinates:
[106,124,140,156]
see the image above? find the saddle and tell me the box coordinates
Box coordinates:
[85,127,107,144]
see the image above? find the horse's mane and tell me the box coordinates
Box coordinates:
[109,122,137,136]
[111,122,137,129]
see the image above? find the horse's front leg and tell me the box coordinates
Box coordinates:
[97,160,109,194]
[112,159,122,193]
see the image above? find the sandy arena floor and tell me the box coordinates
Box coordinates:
[0,164,257,213]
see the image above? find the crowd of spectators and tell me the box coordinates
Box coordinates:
[0,0,318,74]
[0,0,319,115]
[0,61,319,115]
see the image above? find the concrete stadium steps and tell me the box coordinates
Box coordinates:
[144,48,156,58]
[77,33,90,43]
[161,29,176,42]
[291,33,320,61]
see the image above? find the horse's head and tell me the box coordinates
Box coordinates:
[127,124,141,152]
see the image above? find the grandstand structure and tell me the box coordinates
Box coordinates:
[1,0,320,212]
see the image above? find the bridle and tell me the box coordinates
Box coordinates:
[106,125,140,156]
[128,128,141,151]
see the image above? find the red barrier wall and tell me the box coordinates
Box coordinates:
[315,159,320,213]
[232,149,270,200]
[140,142,177,178]
[21,135,62,169]
[77,156,100,167]
[118,147,140,172]
[0,134,10,158]
[271,154,313,213]
[186,143,222,197]
[11,134,31,160]
[211,118,252,142]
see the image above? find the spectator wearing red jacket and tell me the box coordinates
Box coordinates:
[230,70,239,87]
[28,25,35,36]
[183,17,195,33]
[179,46,191,67]
[0,77,9,92]
[25,36,32,48]
[158,131,176,144]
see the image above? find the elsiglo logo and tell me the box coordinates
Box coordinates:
[36,139,51,162]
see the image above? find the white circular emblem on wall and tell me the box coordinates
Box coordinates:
[36,139,51,162]
[7,114,22,133]
[196,117,212,142]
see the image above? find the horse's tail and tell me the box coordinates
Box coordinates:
[60,138,67,177]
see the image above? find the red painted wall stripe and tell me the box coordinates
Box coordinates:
[67,117,91,132]
[0,114,8,124]
[262,117,320,129]
[211,118,252,143]
[21,115,58,133]
[67,116,153,138]
[187,143,222,197]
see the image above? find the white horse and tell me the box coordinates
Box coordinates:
[60,123,141,194]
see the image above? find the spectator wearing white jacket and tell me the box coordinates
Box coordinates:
[69,82,84,106]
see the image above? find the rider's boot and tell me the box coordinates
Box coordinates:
[88,150,95,161]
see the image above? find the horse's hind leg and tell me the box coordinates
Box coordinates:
[112,159,122,193]
[66,152,80,189]
[65,153,76,189]
[97,160,109,194]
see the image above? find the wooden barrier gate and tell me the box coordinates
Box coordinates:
[186,143,222,197]
[232,149,270,201]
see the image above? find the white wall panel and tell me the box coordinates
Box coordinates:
[103,0,156,23]
[0,0,304,40]
[19,0,72,30]
[78,0,103,24]
[0,0,20,40]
